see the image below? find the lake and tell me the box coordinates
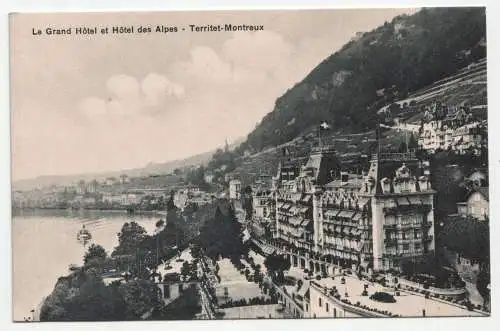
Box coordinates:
[12,209,161,321]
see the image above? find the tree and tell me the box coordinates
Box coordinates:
[242,186,253,220]
[112,222,148,257]
[84,244,107,266]
[408,133,418,150]
[180,261,191,281]
[197,200,248,260]
[119,279,164,320]
[398,141,407,153]
[264,254,291,283]
[154,220,165,266]
[40,270,120,321]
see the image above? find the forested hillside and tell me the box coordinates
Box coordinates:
[237,7,486,154]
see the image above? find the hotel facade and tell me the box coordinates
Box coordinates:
[270,146,435,274]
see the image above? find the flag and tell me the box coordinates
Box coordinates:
[375,122,382,142]
[320,121,331,130]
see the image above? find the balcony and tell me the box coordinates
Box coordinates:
[384,238,398,246]
[372,151,417,161]
[423,235,434,242]
[383,250,425,259]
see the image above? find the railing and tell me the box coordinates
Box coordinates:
[311,146,336,154]
[371,152,417,161]
[309,282,388,318]
[383,250,425,258]
[423,235,434,242]
[399,278,467,298]
[384,238,398,246]
[272,282,305,318]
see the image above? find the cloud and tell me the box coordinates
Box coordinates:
[106,74,140,99]
[142,73,185,107]
[78,73,185,119]
[222,31,292,71]
[171,46,233,87]
[15,29,338,180]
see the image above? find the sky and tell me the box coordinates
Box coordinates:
[10,8,418,181]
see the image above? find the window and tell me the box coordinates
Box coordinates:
[163,285,170,299]
[319,298,322,307]
[326,303,329,312]
[403,243,410,251]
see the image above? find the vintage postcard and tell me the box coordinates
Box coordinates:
[10,7,489,322]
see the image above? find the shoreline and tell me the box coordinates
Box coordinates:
[13,208,166,216]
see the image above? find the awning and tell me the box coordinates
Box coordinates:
[339,210,355,218]
[325,210,340,217]
[277,202,284,209]
[289,206,299,214]
[288,217,302,226]
[301,219,312,228]
[397,198,410,206]
[262,246,276,255]
[282,203,292,210]
[297,281,310,297]
[300,207,310,213]
[352,213,361,221]
[302,195,312,203]
[407,197,423,205]
[293,228,305,237]
[343,227,350,234]
[352,229,362,236]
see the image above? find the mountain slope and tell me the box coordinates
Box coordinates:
[238,7,486,155]
[13,138,244,190]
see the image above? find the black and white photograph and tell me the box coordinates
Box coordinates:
[9,6,490,322]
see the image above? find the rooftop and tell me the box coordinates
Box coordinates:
[371,152,418,162]
[313,275,484,317]
[325,175,364,189]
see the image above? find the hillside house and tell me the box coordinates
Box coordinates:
[456,188,489,221]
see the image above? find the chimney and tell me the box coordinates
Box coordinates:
[341,172,349,183]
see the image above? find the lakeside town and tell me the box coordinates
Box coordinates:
[15,103,490,320]
[13,56,490,323]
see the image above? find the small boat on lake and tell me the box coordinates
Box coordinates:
[68,264,82,272]
[77,224,92,245]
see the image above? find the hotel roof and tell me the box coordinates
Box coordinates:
[325,175,364,189]
[313,275,484,317]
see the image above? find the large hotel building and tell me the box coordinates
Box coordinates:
[271,146,435,274]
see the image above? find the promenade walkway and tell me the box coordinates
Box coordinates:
[216,258,264,304]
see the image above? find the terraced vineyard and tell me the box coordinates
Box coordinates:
[232,59,487,187]
[380,59,487,125]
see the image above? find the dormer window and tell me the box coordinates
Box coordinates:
[396,163,411,178]
[418,175,429,191]
[380,177,391,193]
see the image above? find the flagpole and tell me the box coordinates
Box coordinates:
[377,120,381,156]
[318,126,322,149]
